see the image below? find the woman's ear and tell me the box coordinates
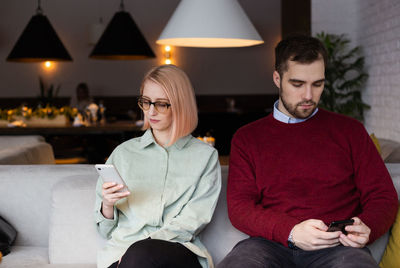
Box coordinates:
[273,71,281,89]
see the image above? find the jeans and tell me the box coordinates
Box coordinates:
[217,237,378,268]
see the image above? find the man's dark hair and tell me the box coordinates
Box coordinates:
[275,34,328,77]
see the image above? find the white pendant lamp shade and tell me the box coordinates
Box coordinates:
[156,0,264,48]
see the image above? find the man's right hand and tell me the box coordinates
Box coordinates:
[291,219,341,250]
[101,182,130,219]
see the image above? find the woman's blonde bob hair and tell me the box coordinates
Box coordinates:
[140,65,198,146]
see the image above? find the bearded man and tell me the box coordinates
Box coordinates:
[218,34,398,268]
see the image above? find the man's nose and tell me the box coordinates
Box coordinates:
[303,85,313,100]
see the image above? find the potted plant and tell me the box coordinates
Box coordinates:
[316,32,370,122]
[38,76,61,107]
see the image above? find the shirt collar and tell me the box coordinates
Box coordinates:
[173,135,192,150]
[273,100,318,124]
[138,129,155,149]
[138,129,191,150]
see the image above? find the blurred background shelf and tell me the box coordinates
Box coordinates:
[0,94,278,163]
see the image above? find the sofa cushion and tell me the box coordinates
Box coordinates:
[379,138,400,162]
[0,167,60,247]
[379,204,400,268]
[386,148,400,164]
[200,166,248,265]
[0,165,97,248]
[367,231,390,263]
[1,246,48,268]
[49,173,106,264]
[370,134,382,155]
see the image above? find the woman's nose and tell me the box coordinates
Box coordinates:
[148,104,157,115]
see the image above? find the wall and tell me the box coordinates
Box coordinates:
[311,0,358,44]
[0,0,280,98]
[312,0,400,142]
[357,0,400,142]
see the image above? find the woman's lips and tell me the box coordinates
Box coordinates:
[149,119,160,124]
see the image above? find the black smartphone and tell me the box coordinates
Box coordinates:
[327,219,355,235]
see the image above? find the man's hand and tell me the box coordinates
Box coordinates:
[339,217,370,248]
[292,219,341,250]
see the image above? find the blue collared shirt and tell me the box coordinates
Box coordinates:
[273,100,318,124]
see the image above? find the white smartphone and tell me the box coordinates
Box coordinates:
[95,164,128,192]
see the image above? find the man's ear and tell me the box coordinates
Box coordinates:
[273,71,281,89]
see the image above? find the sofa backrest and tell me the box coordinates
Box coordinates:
[0,165,97,247]
[49,171,103,264]
[200,166,248,264]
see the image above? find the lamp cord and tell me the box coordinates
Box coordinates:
[36,0,43,14]
[119,0,125,11]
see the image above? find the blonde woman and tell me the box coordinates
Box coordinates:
[95,65,221,268]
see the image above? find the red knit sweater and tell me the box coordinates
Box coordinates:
[227,109,398,246]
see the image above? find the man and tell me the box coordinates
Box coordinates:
[218,35,398,267]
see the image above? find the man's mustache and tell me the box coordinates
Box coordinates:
[297,101,316,106]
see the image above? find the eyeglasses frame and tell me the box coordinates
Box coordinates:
[137,96,171,114]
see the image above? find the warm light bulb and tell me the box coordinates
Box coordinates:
[45,61,52,68]
[165,46,171,52]
[165,59,172,65]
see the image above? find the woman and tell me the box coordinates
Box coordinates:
[95,65,221,268]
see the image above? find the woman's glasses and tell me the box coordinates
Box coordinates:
[138,97,171,114]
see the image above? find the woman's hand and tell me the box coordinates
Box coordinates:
[101,182,130,219]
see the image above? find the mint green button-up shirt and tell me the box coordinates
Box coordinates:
[95,129,221,268]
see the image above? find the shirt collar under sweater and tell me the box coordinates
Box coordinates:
[273,100,318,124]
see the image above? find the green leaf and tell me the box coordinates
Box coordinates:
[316,32,369,122]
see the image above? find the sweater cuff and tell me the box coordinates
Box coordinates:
[273,217,300,247]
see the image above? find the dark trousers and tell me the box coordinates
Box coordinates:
[108,239,202,268]
[217,237,378,268]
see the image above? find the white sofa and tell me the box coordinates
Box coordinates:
[0,135,55,164]
[0,165,399,268]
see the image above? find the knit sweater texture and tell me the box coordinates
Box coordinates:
[227,109,398,247]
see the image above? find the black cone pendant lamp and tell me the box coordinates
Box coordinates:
[89,0,155,60]
[7,0,72,62]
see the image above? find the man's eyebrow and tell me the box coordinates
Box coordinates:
[288,79,305,83]
[313,79,326,83]
[288,78,325,83]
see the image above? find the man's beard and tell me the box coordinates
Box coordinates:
[279,87,318,119]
